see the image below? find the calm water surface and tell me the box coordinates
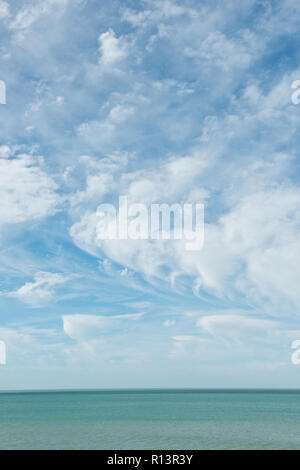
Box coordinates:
[0,389,300,449]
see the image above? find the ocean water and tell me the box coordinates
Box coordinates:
[0,389,300,449]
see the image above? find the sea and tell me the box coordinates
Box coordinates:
[0,389,300,450]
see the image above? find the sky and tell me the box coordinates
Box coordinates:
[1,0,300,390]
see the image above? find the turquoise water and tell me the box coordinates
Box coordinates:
[1,389,300,449]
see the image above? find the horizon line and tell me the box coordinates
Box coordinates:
[1,387,300,394]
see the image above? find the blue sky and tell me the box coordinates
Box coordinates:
[1,0,300,389]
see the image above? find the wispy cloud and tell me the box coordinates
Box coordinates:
[1,0,300,388]
[8,272,69,306]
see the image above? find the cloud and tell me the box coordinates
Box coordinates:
[69,148,209,278]
[163,319,175,327]
[70,161,300,311]
[0,0,9,20]
[184,30,252,71]
[220,186,300,308]
[9,0,69,32]
[98,29,128,68]
[77,104,135,150]
[0,150,59,226]
[122,0,197,28]
[197,314,276,342]
[62,312,144,342]
[0,145,11,158]
[1,0,300,387]
[9,272,69,306]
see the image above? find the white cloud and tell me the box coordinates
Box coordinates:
[9,0,68,31]
[69,148,209,278]
[9,272,69,306]
[70,147,300,312]
[0,325,66,368]
[184,31,252,71]
[0,151,59,226]
[77,105,135,149]
[1,0,300,386]
[62,312,144,342]
[98,29,128,68]
[220,186,300,307]
[197,314,276,342]
[0,0,9,20]
[163,319,175,327]
[122,0,197,28]
[170,334,216,359]
[0,145,11,159]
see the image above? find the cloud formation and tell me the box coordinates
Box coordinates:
[1,0,300,388]
[0,150,59,226]
[9,272,69,306]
